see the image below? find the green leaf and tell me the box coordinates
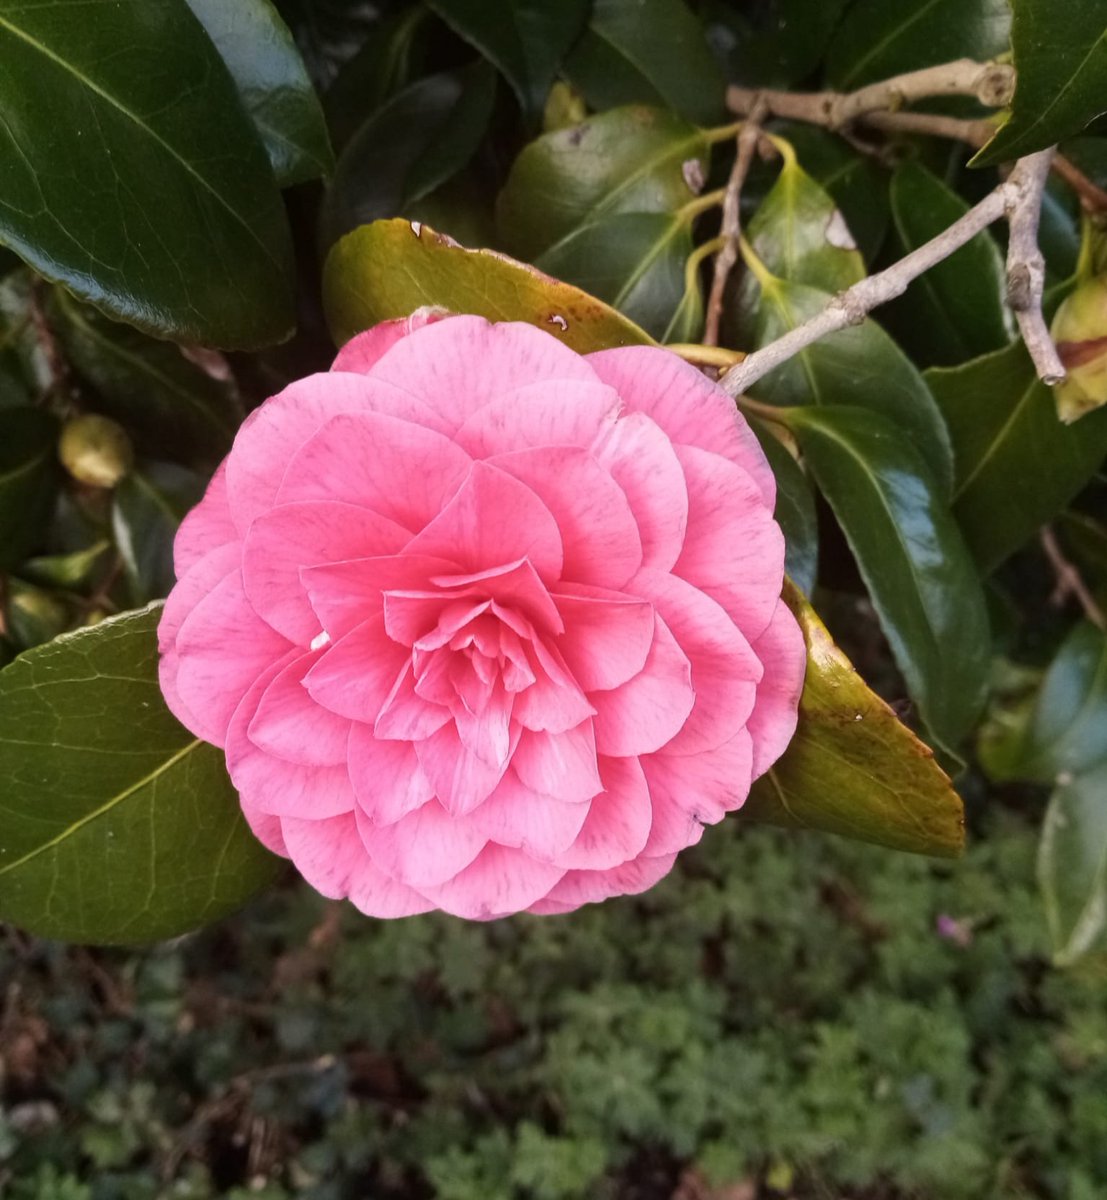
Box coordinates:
[744,581,965,857]
[975,0,1107,165]
[48,290,242,469]
[4,580,71,652]
[321,62,497,246]
[0,271,53,405]
[113,464,206,605]
[0,0,295,349]
[745,272,954,494]
[926,341,1107,572]
[783,405,991,750]
[705,0,851,89]
[323,218,656,353]
[885,161,1012,367]
[827,0,1011,90]
[20,540,112,593]
[751,422,818,597]
[426,0,589,115]
[1038,762,1107,965]
[184,0,334,187]
[496,106,711,263]
[565,0,725,127]
[0,605,280,945]
[0,407,60,570]
[744,146,865,294]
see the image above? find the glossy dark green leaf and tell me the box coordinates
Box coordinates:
[321,62,496,246]
[746,272,954,494]
[324,218,656,353]
[497,106,711,262]
[48,290,242,469]
[20,540,112,592]
[1038,176,1082,288]
[745,581,965,857]
[0,271,52,406]
[926,342,1107,572]
[885,161,1012,367]
[426,0,588,115]
[1038,763,1107,965]
[783,405,991,750]
[4,579,70,652]
[0,0,295,348]
[0,605,280,944]
[274,0,380,89]
[113,463,206,604]
[752,422,818,596]
[975,0,1107,165]
[184,0,333,187]
[565,0,725,127]
[0,407,59,570]
[827,0,1011,90]
[704,0,850,89]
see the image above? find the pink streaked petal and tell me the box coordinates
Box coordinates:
[248,647,352,766]
[387,594,487,650]
[632,569,762,755]
[405,461,563,582]
[347,853,435,918]
[303,615,409,723]
[453,682,514,767]
[433,558,563,636]
[470,770,590,860]
[358,799,487,889]
[587,346,775,508]
[639,785,705,857]
[590,615,694,757]
[302,554,455,641]
[529,853,677,914]
[415,721,515,816]
[330,308,447,375]
[173,569,292,748]
[173,464,235,578]
[453,379,621,457]
[641,728,754,826]
[554,755,652,871]
[512,640,596,734]
[420,842,567,920]
[239,801,288,857]
[591,412,688,573]
[276,410,473,534]
[746,600,806,778]
[347,725,435,825]
[512,723,603,804]
[364,315,599,436]
[159,541,241,656]
[242,501,409,644]
[554,586,655,692]
[375,663,453,741]
[673,445,785,643]
[488,446,642,589]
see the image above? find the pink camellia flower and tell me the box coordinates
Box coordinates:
[158,314,805,919]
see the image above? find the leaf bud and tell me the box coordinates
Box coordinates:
[58,414,134,488]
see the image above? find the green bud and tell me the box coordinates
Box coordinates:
[58,414,134,488]
[1051,275,1107,423]
[543,81,587,133]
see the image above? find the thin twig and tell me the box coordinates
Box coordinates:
[1050,153,1107,213]
[858,109,992,145]
[1041,526,1107,630]
[1006,150,1066,385]
[718,183,1016,396]
[704,98,769,347]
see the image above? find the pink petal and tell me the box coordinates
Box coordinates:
[276,410,473,533]
[554,755,653,871]
[242,501,409,644]
[453,379,620,457]
[433,559,564,636]
[248,647,352,766]
[385,593,487,650]
[159,541,241,656]
[673,445,784,643]
[632,570,761,755]
[405,461,564,582]
[512,723,603,803]
[529,853,677,914]
[512,636,595,734]
[419,842,567,919]
[415,721,514,815]
[592,412,688,573]
[554,586,655,692]
[358,799,487,888]
[174,464,235,578]
[331,308,446,375]
[453,681,515,767]
[303,615,409,723]
[640,728,754,826]
[590,615,694,756]
[488,446,642,588]
[239,800,288,856]
[587,347,775,508]
[374,663,453,741]
[470,770,590,860]
[639,784,705,857]
[746,600,806,778]
[347,854,435,918]
[348,724,435,825]
[173,569,292,747]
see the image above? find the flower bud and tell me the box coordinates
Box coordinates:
[58,414,134,488]
[1050,275,1107,423]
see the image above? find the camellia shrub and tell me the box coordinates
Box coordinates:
[0,0,1106,966]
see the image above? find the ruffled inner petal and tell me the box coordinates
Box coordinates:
[248,647,352,766]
